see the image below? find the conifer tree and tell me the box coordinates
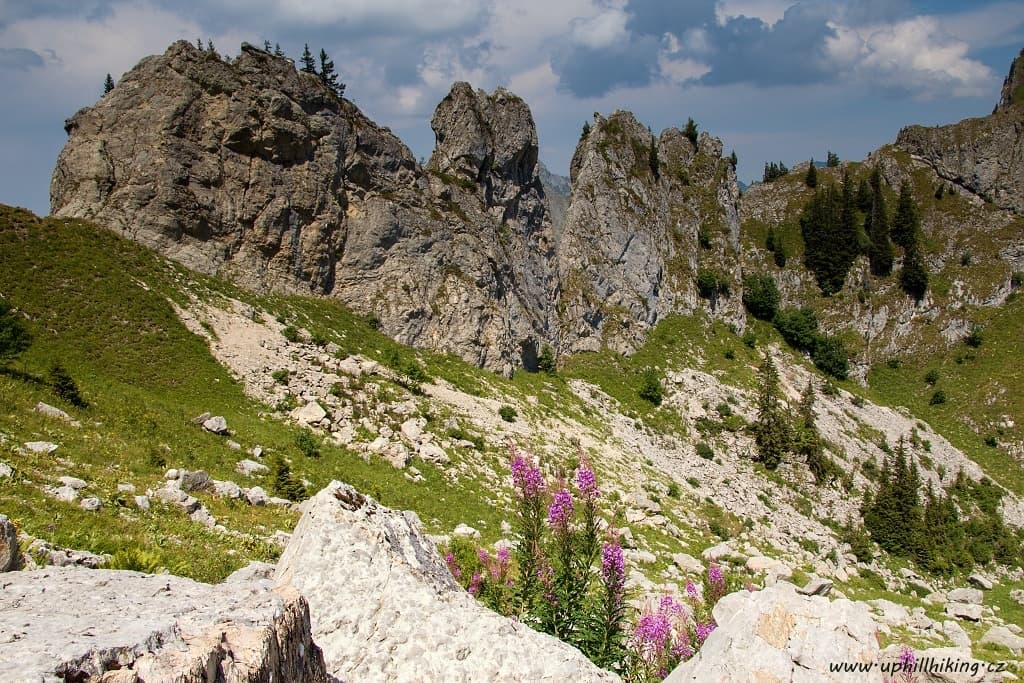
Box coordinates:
[856,176,872,212]
[580,121,591,139]
[794,382,832,484]
[805,160,817,188]
[899,240,929,302]
[264,40,272,52]
[866,168,894,276]
[891,183,919,249]
[753,354,790,470]
[300,44,317,73]
[103,73,114,94]
[729,150,738,168]
[274,43,284,57]
[826,150,839,167]
[648,135,659,180]
[318,48,345,97]
[683,117,698,145]
[196,37,204,50]
[206,39,217,57]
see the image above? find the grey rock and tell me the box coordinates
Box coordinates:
[418,441,450,464]
[945,602,983,622]
[225,439,241,451]
[942,620,972,649]
[236,459,269,477]
[0,565,327,682]
[212,480,242,499]
[190,411,211,425]
[291,400,327,425]
[134,495,151,511]
[153,484,188,504]
[58,476,88,490]
[949,587,984,605]
[27,539,106,568]
[190,506,216,529]
[0,462,10,478]
[797,576,834,596]
[997,47,1024,112]
[117,482,136,493]
[701,542,735,563]
[202,415,229,435]
[968,573,993,590]
[24,441,58,454]
[274,481,618,681]
[0,514,18,572]
[79,497,102,511]
[180,469,212,492]
[672,553,704,574]
[164,468,180,480]
[246,486,270,506]
[452,523,481,539]
[665,583,881,682]
[1011,588,1024,606]
[980,625,1024,654]
[34,401,81,426]
[46,485,79,503]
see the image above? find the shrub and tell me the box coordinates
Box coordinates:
[723,348,735,360]
[0,301,31,364]
[886,357,901,369]
[1012,272,1024,289]
[295,430,320,458]
[742,274,780,321]
[742,331,757,348]
[811,335,848,380]
[667,482,681,498]
[638,370,663,406]
[929,390,947,405]
[696,442,714,460]
[272,369,290,385]
[773,307,819,352]
[537,345,556,374]
[696,270,730,309]
[984,435,998,447]
[924,369,939,385]
[964,326,983,348]
[270,455,307,501]
[281,325,300,342]
[49,363,88,408]
[498,405,517,423]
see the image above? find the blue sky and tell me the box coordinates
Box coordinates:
[1,0,1022,215]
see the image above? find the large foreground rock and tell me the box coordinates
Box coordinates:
[665,582,882,682]
[274,480,618,682]
[0,565,327,682]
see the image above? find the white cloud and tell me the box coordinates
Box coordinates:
[714,0,794,27]
[658,55,711,84]
[825,15,997,98]
[570,8,630,49]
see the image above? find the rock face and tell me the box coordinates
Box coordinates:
[895,52,1024,215]
[0,565,327,682]
[51,41,739,374]
[274,481,618,682]
[558,112,742,355]
[665,582,882,682]
[51,42,560,376]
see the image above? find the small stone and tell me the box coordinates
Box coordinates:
[968,573,993,590]
[980,625,1024,654]
[672,553,704,574]
[251,446,263,458]
[134,495,151,511]
[948,587,983,605]
[202,415,229,435]
[400,419,423,443]
[945,602,983,622]
[797,576,833,596]
[268,497,293,506]
[180,470,212,492]
[58,476,87,490]
[24,441,58,454]
[165,469,180,480]
[225,440,242,451]
[34,402,80,427]
[236,459,269,477]
[47,485,79,503]
[452,524,480,539]
[291,401,327,425]
[117,483,136,493]
[190,507,217,529]
[80,497,102,512]
[1011,589,1024,606]
[246,486,269,506]
[701,542,734,563]
[417,442,449,464]
[0,462,11,479]
[191,411,211,425]
[178,496,201,514]
[942,620,972,649]
[213,480,242,499]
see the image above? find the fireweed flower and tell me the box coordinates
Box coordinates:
[468,572,483,596]
[510,447,544,498]
[444,551,461,579]
[496,546,511,566]
[695,620,716,644]
[898,646,916,675]
[477,548,490,564]
[548,487,574,531]
[685,580,700,601]
[601,541,625,582]
[575,463,599,501]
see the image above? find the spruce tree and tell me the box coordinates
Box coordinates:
[264,40,272,52]
[891,182,919,250]
[866,168,894,276]
[900,241,929,302]
[805,160,817,188]
[206,39,217,57]
[300,44,317,73]
[648,135,659,180]
[826,150,839,167]
[795,382,832,484]
[274,43,284,57]
[103,73,114,94]
[0,301,31,364]
[729,150,738,168]
[683,117,698,145]
[753,354,790,470]
[580,121,591,140]
[318,48,345,97]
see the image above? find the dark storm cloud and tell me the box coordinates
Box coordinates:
[552,35,662,97]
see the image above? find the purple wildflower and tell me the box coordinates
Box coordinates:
[695,620,716,644]
[477,548,490,564]
[510,445,544,498]
[685,580,700,601]
[496,546,511,566]
[468,572,483,596]
[547,487,574,531]
[444,551,461,580]
[708,563,724,588]
[898,646,916,674]
[575,462,599,501]
[601,540,625,581]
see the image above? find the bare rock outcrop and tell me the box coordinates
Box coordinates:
[558,112,743,355]
[665,582,882,682]
[51,43,554,376]
[896,50,1024,215]
[0,564,327,682]
[274,480,619,682]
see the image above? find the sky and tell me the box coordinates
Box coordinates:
[1,0,1022,216]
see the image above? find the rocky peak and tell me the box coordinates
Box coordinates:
[997,47,1024,111]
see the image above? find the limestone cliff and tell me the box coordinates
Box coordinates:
[51,42,555,376]
[558,112,743,355]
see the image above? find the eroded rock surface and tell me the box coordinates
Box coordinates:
[274,481,619,682]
